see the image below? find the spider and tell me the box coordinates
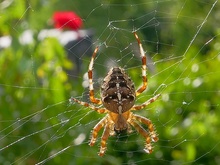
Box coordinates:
[72,32,160,156]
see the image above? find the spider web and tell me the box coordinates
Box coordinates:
[0,0,220,164]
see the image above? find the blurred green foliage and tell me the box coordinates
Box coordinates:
[0,0,220,165]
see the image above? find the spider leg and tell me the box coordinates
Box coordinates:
[133,32,148,97]
[131,94,161,111]
[88,46,102,105]
[98,124,110,156]
[132,114,158,142]
[89,116,107,147]
[72,97,107,113]
[128,119,153,154]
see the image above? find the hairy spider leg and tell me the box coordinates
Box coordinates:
[99,124,110,156]
[133,32,148,97]
[131,94,161,111]
[132,114,158,142]
[88,46,102,104]
[72,98,107,113]
[89,116,107,147]
[128,119,153,153]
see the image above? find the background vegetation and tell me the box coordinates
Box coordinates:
[0,0,220,165]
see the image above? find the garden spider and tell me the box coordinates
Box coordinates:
[72,32,160,156]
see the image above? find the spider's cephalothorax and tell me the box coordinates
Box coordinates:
[72,32,161,156]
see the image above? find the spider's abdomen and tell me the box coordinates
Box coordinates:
[101,67,136,114]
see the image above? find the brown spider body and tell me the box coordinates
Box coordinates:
[72,32,160,156]
[101,67,135,131]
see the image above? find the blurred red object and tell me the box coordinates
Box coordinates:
[53,11,83,30]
